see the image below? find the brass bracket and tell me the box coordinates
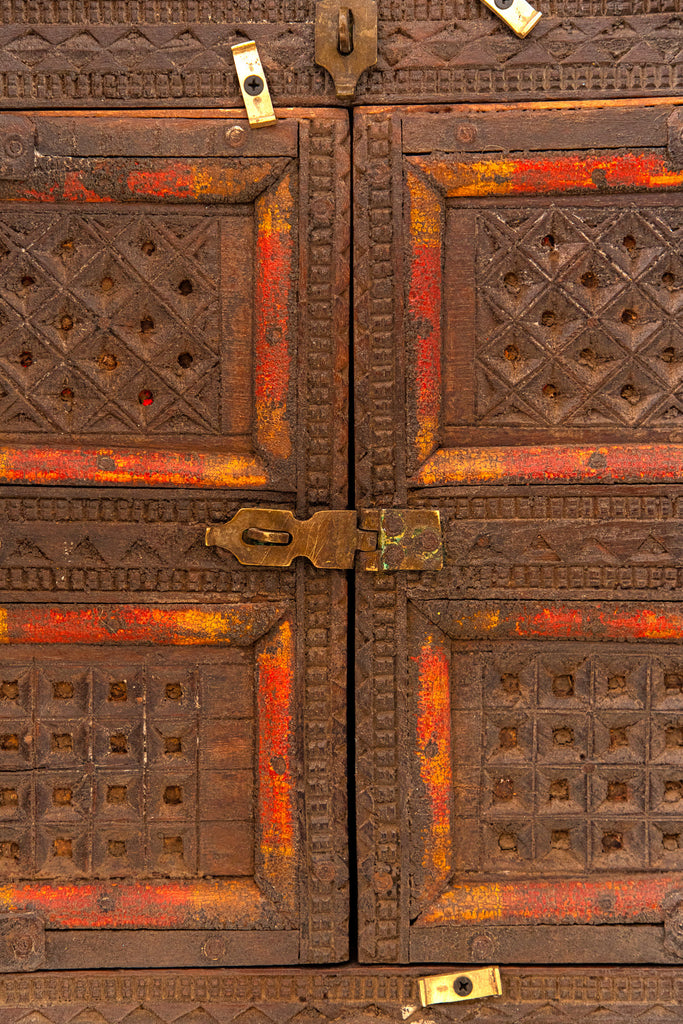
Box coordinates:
[315,0,377,102]
[205,508,443,571]
[419,967,502,1006]
[480,0,541,37]
[231,41,277,127]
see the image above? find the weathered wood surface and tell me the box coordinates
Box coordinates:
[0,8,678,106]
[0,108,350,966]
[1,967,683,1019]
[354,102,683,964]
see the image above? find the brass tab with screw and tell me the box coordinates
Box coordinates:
[419,967,502,1006]
[480,0,541,37]
[231,41,276,127]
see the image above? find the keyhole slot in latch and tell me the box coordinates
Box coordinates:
[242,527,292,547]
[338,8,354,54]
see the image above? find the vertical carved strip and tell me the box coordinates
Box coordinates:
[355,110,409,962]
[298,111,350,961]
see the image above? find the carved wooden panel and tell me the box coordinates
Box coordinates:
[0,108,350,968]
[1,966,683,1021]
[0,3,679,106]
[354,102,683,965]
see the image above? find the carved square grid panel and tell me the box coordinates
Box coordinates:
[0,653,254,880]
[474,205,683,430]
[451,646,683,877]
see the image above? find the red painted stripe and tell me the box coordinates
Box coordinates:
[415,444,683,486]
[257,618,297,911]
[419,874,683,927]
[414,150,683,198]
[436,602,683,641]
[0,605,285,646]
[415,634,453,904]
[0,446,269,488]
[0,879,271,929]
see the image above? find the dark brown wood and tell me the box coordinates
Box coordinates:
[0,10,679,106]
[2,966,683,1018]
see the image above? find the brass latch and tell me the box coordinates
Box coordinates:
[419,967,502,1006]
[315,0,377,101]
[205,508,443,571]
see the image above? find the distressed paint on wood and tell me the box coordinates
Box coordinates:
[257,618,297,914]
[0,447,270,489]
[414,627,453,907]
[424,600,683,641]
[411,151,683,198]
[0,879,281,929]
[406,171,442,466]
[418,874,683,927]
[0,604,289,645]
[255,173,294,462]
[415,445,683,487]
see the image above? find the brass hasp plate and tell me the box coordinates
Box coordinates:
[205,508,443,571]
[315,0,378,101]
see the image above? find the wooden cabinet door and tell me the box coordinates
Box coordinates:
[0,108,350,969]
[355,100,683,965]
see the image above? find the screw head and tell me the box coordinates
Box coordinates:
[454,976,474,997]
[494,0,514,9]
[226,125,246,148]
[244,75,264,96]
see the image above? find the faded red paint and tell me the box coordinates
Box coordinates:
[0,605,281,646]
[407,172,442,464]
[254,176,294,461]
[0,879,272,929]
[257,619,297,911]
[415,635,452,903]
[62,171,113,203]
[516,604,683,641]
[441,602,683,641]
[126,163,197,198]
[0,446,269,488]
[415,444,683,486]
[419,874,683,927]
[413,150,683,198]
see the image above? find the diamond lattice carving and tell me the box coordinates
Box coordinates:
[474,205,683,428]
[0,210,222,436]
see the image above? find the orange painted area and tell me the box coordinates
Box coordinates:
[415,444,683,486]
[444,601,683,641]
[419,874,683,927]
[0,446,269,488]
[126,161,279,201]
[0,605,272,646]
[407,173,442,464]
[254,176,294,461]
[0,879,270,929]
[257,618,296,911]
[415,635,452,902]
[413,151,683,197]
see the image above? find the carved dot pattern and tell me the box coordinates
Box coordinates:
[0,660,254,881]
[0,211,221,436]
[474,204,683,430]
